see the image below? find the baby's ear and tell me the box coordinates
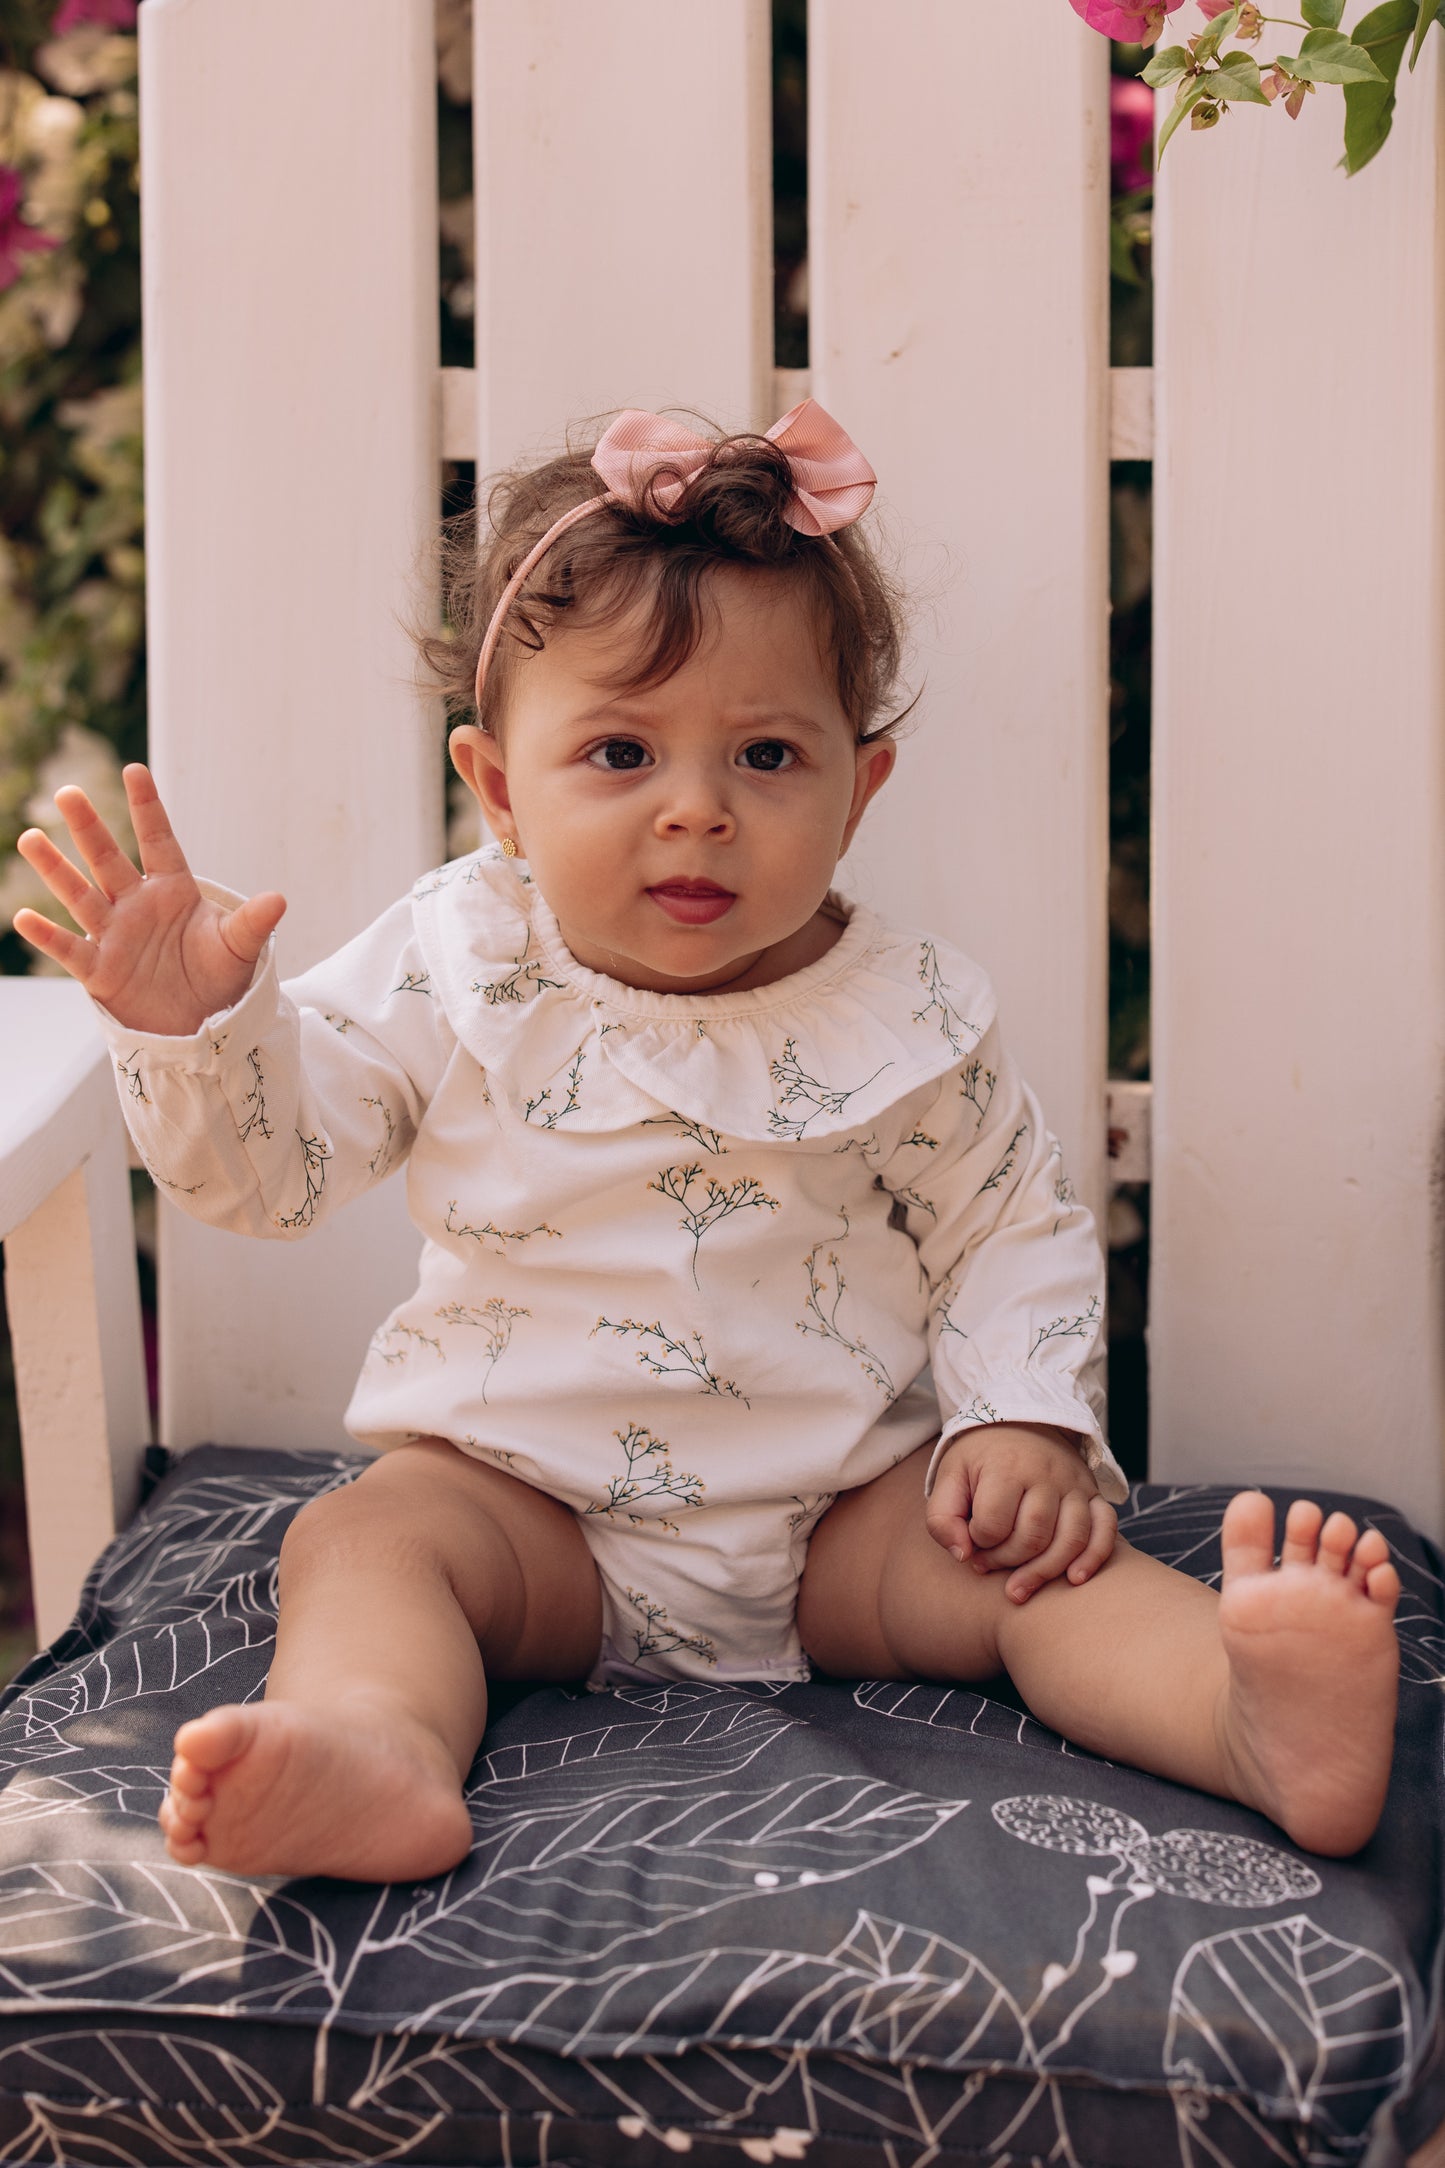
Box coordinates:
[449,725,515,838]
[840,734,896,853]
[448,723,489,788]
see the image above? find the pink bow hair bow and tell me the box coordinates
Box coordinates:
[472,399,876,709]
[590,398,876,537]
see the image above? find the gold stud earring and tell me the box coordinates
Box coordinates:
[500,837,518,859]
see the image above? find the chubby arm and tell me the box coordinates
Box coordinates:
[13,766,443,1238]
[875,1021,1125,1598]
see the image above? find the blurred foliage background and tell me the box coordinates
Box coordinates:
[0,0,145,1683]
[0,0,144,968]
[0,0,1158,1679]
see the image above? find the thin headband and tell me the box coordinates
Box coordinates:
[472,398,877,714]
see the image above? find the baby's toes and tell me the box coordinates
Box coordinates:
[1347,1524,1391,1587]
[167,1752,209,1801]
[166,1781,210,1830]
[159,1794,208,1863]
[174,1705,254,1776]
[1364,1558,1402,1613]
[1316,1510,1359,1573]
[1220,1490,1276,1582]
[1279,1498,1323,1567]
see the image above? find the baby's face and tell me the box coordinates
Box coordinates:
[452,568,894,995]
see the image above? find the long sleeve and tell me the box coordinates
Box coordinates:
[874,1021,1127,1504]
[90,883,449,1240]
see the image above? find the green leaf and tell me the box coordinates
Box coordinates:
[1157,74,1214,159]
[1109,214,1143,289]
[1302,0,1345,23]
[1211,50,1272,101]
[1355,0,1431,36]
[1409,0,1437,65]
[1341,0,1420,168]
[1286,25,1388,78]
[1193,6,1239,63]
[1141,43,1191,84]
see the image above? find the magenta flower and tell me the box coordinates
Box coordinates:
[1200,0,1263,30]
[1068,0,1187,42]
[1111,76,1155,192]
[51,0,137,32]
[0,166,57,294]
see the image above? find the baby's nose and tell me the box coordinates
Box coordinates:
[656,774,734,836]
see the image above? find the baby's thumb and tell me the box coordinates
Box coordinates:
[224,890,287,967]
[924,1457,975,1564]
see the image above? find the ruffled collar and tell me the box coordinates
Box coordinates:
[412,846,995,1141]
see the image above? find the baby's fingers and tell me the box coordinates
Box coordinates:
[15,826,109,938]
[968,1476,1048,1571]
[11,905,97,983]
[923,1454,976,1563]
[1066,1496,1118,1586]
[1003,1491,1094,1604]
[51,785,141,902]
[123,763,192,880]
[218,890,287,970]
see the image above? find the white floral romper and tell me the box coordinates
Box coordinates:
[96,845,1125,1687]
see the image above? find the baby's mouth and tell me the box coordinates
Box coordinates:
[646,879,737,926]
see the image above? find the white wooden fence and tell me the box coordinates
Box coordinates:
[5,0,1444,1641]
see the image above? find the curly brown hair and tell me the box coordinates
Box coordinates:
[416,416,911,742]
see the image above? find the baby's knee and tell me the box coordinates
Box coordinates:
[278,1467,448,1587]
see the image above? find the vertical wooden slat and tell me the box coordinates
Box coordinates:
[0,984,150,1638]
[1152,15,1445,1534]
[140,0,443,1452]
[472,0,772,469]
[809,1,1112,1227]
[7,1151,145,1643]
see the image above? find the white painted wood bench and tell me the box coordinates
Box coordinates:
[0,979,147,1641]
[2,6,1443,2158]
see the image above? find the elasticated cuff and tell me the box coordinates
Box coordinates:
[924,1392,1128,1505]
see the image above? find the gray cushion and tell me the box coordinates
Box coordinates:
[0,1445,1440,2166]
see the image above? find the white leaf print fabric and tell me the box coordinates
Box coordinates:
[90,846,1121,1684]
[871,1026,1116,1499]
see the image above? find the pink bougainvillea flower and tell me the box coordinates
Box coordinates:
[1264,64,1315,117]
[1068,0,1187,44]
[0,166,57,293]
[51,0,137,32]
[1198,0,1263,29]
[1111,75,1155,192]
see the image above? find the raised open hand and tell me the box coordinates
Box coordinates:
[12,763,286,1037]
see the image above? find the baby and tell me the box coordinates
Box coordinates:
[14,401,1400,1882]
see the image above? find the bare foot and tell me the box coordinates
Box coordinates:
[158,1693,474,1881]
[1216,1492,1401,1856]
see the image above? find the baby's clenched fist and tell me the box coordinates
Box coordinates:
[924,1421,1116,1604]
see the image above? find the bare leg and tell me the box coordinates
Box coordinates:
[158,1440,601,1881]
[798,1448,1400,1857]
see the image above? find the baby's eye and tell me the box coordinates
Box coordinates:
[587,738,652,771]
[738,739,796,773]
